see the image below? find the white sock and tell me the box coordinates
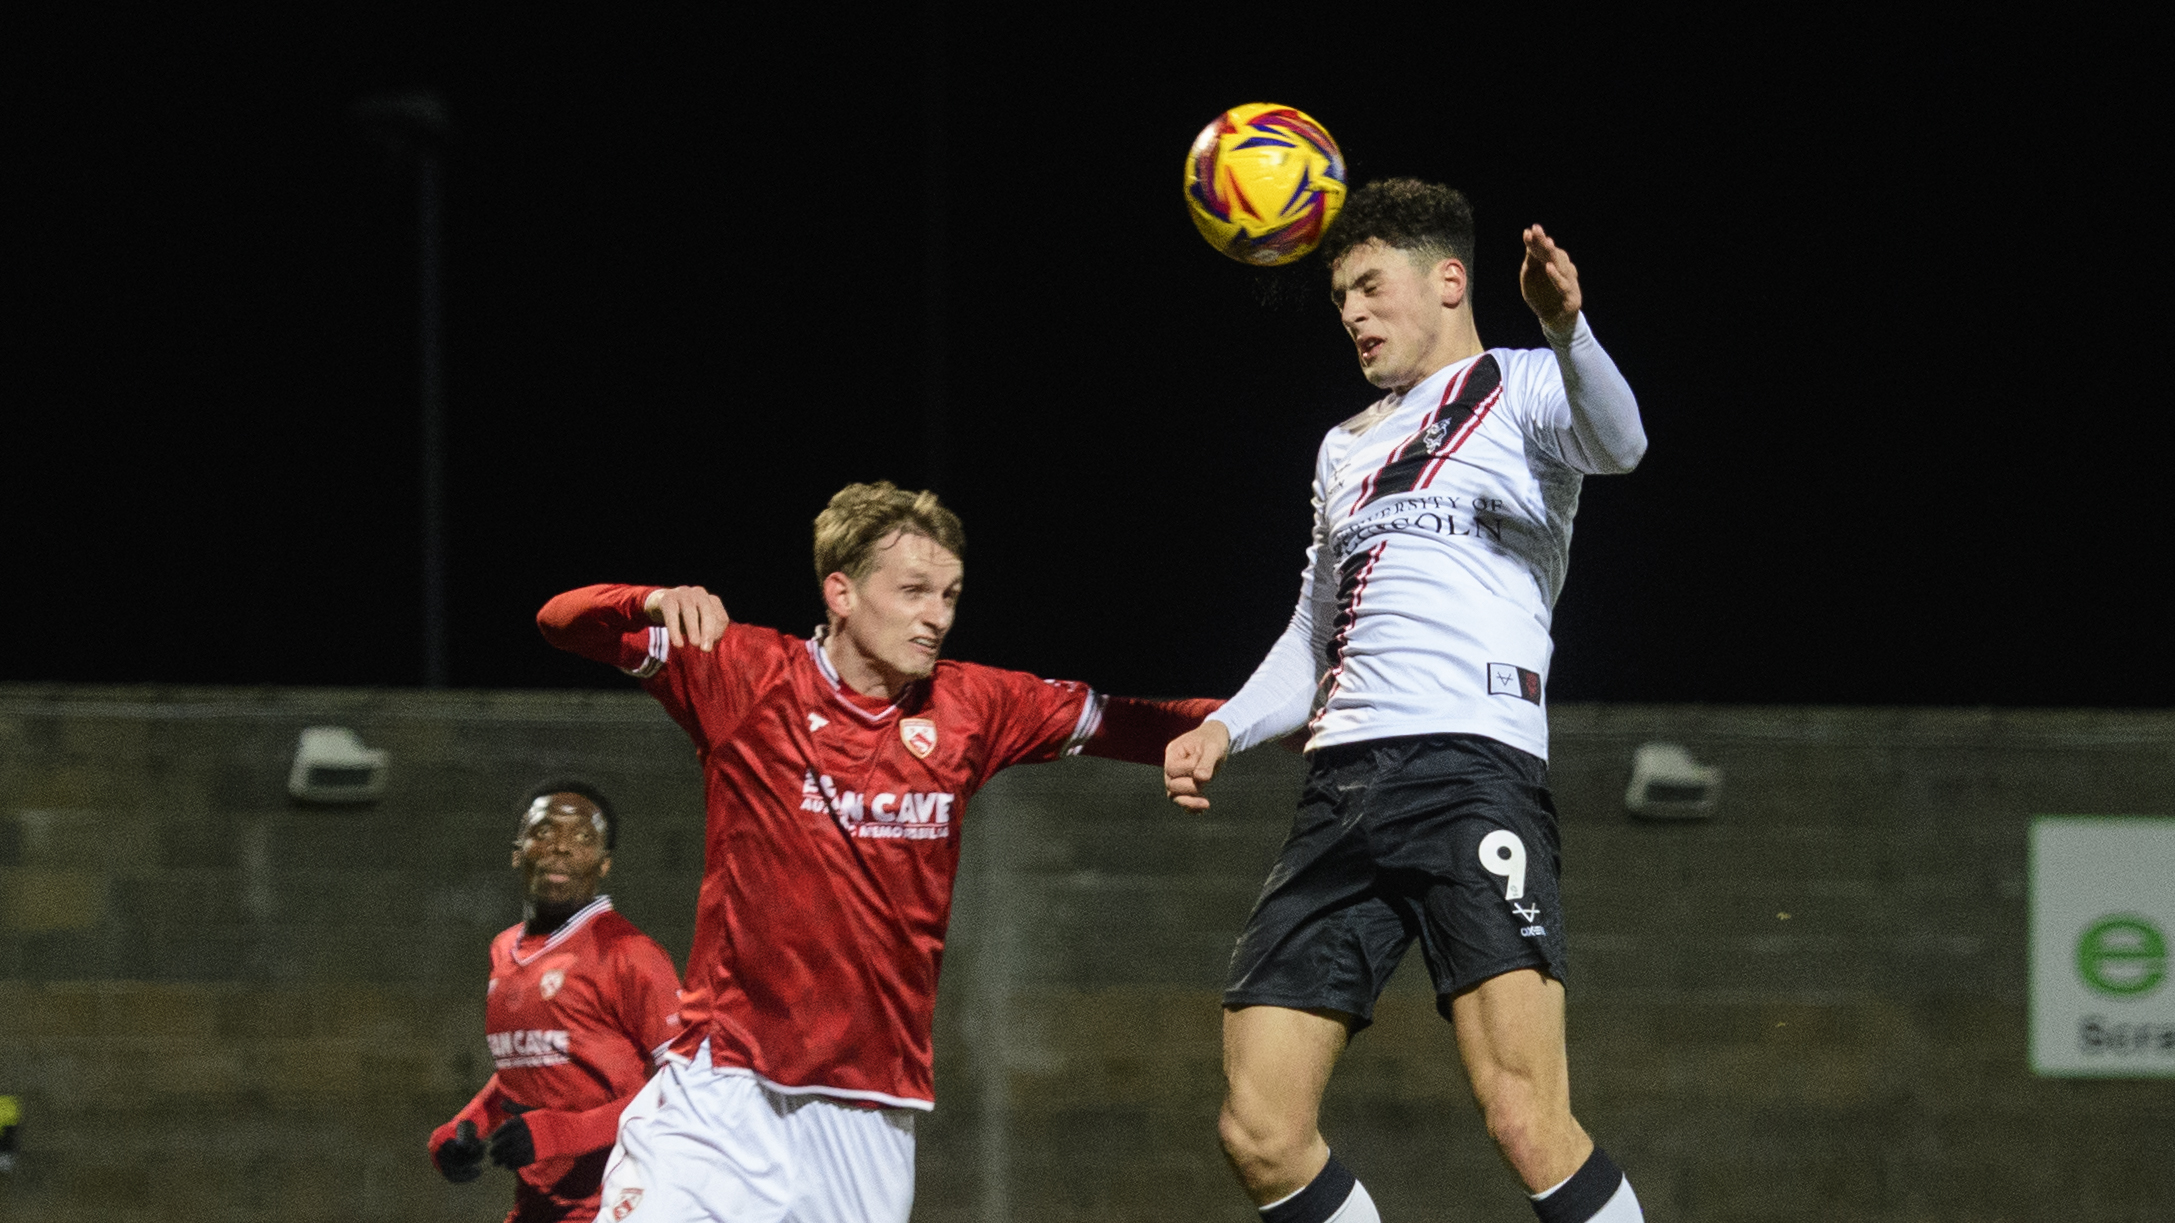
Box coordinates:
[1326,1179,1380,1222]
[1588,1177,1641,1222]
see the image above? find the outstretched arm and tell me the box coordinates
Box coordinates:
[537,584,730,672]
[1078,697,1225,765]
[1520,225,1647,475]
[1164,497,1333,812]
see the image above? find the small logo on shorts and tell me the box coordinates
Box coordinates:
[901,717,938,759]
[1487,663,1542,705]
[1520,925,1548,937]
[611,1188,644,1219]
[1512,901,1540,922]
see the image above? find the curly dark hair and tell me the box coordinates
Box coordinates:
[520,777,618,850]
[1317,178,1476,277]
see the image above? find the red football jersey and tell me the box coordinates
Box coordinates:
[484,898,681,1213]
[539,584,1212,1109]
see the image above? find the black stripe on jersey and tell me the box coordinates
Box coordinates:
[1321,543,1386,671]
[1353,354,1502,514]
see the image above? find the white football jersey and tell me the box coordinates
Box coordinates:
[1218,329,1639,763]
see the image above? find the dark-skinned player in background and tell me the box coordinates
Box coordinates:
[429,781,683,1222]
[538,481,1220,1222]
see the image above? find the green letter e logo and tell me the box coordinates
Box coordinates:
[2075,915,2167,998]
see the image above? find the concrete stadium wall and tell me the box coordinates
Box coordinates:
[0,685,2170,1222]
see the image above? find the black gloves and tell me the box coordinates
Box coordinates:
[436,1100,539,1178]
[488,1115,537,1170]
[434,1120,486,1183]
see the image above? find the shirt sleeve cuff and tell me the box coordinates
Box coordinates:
[622,625,670,678]
[1541,311,1588,348]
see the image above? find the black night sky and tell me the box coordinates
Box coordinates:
[6,7,2166,705]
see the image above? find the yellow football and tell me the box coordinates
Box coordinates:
[1183,103,1347,266]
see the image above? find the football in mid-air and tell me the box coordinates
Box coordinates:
[1183,103,1347,266]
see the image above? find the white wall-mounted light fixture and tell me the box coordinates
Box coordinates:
[1624,741,1720,820]
[287,727,389,804]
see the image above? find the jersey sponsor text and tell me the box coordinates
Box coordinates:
[490,1028,572,1068]
[800,771,956,840]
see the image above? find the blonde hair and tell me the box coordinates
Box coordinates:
[812,481,965,583]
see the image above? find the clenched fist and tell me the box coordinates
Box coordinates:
[1163,719,1233,812]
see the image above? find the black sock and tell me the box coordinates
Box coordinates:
[1262,1153,1357,1223]
[1530,1147,1625,1223]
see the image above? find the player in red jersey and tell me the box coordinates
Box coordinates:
[429,780,684,1223]
[537,481,1218,1222]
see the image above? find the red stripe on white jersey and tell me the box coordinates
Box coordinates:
[1349,359,1478,516]
[1417,383,1503,488]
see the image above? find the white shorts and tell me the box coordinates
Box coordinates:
[597,1052,917,1223]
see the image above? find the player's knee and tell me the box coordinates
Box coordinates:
[1482,1098,1542,1166]
[1216,1096,1309,1184]
[1477,1083,1569,1177]
[1214,1098,1267,1163]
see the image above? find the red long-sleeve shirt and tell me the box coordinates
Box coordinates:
[538,584,1216,1108]
[430,897,681,1222]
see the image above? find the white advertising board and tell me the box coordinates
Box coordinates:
[2029,816,2175,1077]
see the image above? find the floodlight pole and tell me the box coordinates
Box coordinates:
[417,146,448,688]
[921,0,949,495]
[352,89,452,688]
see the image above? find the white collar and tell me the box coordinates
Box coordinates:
[1395,350,1484,415]
[806,626,909,723]
[511,895,613,966]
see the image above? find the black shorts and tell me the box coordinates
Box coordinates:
[1224,732,1568,1027]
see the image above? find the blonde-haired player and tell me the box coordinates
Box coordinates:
[539,481,1220,1221]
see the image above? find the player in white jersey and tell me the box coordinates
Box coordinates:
[1165,180,1649,1223]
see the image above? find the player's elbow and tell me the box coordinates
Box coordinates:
[536,586,602,641]
[1587,427,1646,475]
[536,601,570,643]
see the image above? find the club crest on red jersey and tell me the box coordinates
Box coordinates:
[540,968,566,1000]
[900,717,938,759]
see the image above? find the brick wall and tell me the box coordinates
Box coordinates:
[1,687,2170,1221]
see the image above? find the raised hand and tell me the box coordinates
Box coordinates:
[1163,719,1233,812]
[644,585,730,652]
[1518,224,1582,334]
